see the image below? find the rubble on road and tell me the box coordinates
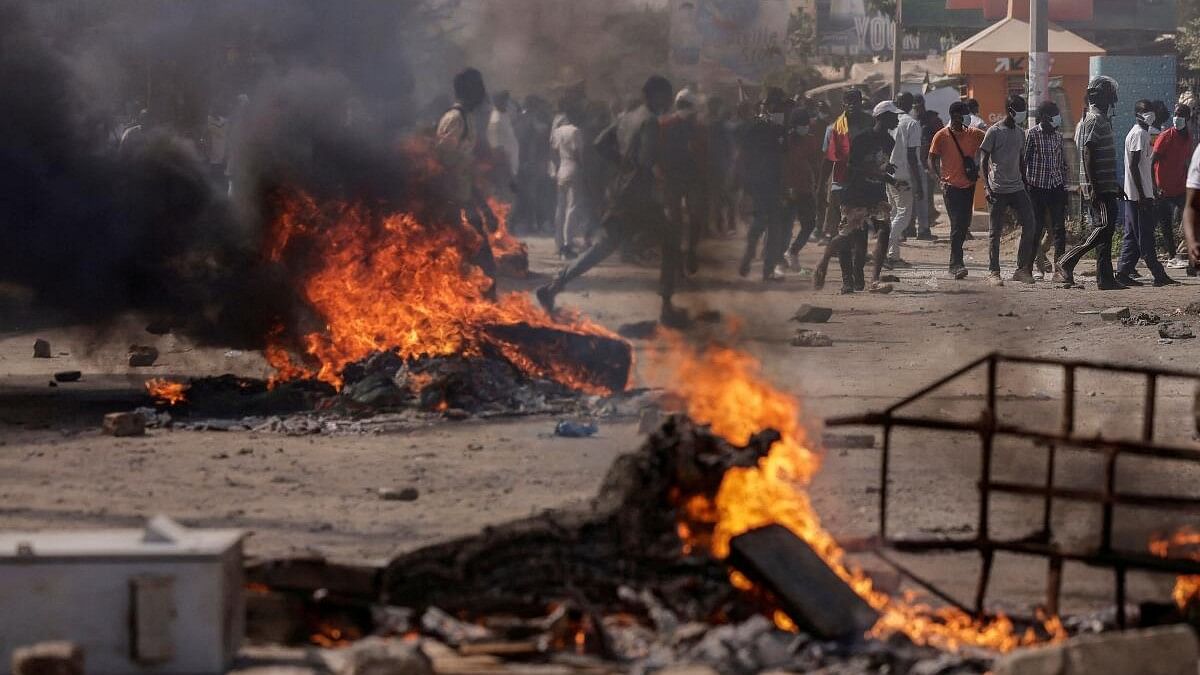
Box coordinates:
[378,487,419,502]
[1121,311,1161,326]
[554,420,598,437]
[790,305,834,324]
[52,371,81,383]
[32,339,51,358]
[127,344,159,367]
[11,641,84,675]
[1158,322,1195,340]
[791,329,833,347]
[101,411,145,437]
[1099,307,1130,321]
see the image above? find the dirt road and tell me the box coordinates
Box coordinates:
[2,216,1197,614]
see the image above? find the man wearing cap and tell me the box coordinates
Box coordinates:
[1059,75,1125,290]
[979,94,1039,285]
[929,101,985,280]
[813,101,900,294]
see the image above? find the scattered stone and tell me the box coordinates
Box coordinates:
[379,487,419,502]
[1121,311,1161,326]
[1158,322,1194,340]
[878,274,901,283]
[144,320,172,335]
[101,412,145,437]
[127,345,159,367]
[332,636,433,675]
[997,310,1018,317]
[1159,338,1174,345]
[993,624,1198,675]
[1185,301,1200,316]
[791,329,832,347]
[554,420,598,438]
[33,339,51,359]
[638,406,664,434]
[442,408,469,420]
[1099,307,1130,321]
[53,371,81,383]
[421,607,494,646]
[11,641,84,675]
[47,381,56,388]
[791,305,834,323]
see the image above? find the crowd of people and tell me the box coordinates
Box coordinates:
[431,68,1200,322]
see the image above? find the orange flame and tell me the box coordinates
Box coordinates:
[484,197,526,262]
[654,332,1066,652]
[1149,528,1200,609]
[145,378,188,405]
[261,191,622,393]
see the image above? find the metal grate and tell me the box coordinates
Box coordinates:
[826,352,1200,626]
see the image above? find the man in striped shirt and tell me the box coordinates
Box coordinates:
[1023,101,1070,283]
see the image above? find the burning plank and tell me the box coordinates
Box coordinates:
[728,525,879,641]
[482,322,632,395]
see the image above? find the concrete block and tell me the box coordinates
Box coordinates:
[993,624,1199,675]
[11,641,84,675]
[102,411,146,437]
[1100,307,1130,321]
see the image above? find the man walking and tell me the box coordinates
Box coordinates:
[550,107,587,259]
[884,92,924,268]
[738,88,790,282]
[1115,99,1176,286]
[929,101,985,280]
[1153,103,1193,269]
[536,76,688,327]
[1060,76,1125,290]
[979,94,1039,285]
[822,89,874,245]
[812,101,901,294]
[1024,101,1070,283]
[784,109,822,270]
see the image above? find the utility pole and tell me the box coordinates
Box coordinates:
[892,0,904,99]
[1028,0,1050,112]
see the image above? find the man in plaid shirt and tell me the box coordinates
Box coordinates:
[1023,101,1070,283]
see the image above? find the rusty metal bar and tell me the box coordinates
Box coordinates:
[1115,567,1127,628]
[880,419,892,541]
[886,537,1200,575]
[826,413,1200,464]
[984,480,1200,512]
[1101,449,1118,553]
[994,352,1200,380]
[1143,373,1157,443]
[974,549,994,617]
[884,354,991,414]
[1045,556,1063,617]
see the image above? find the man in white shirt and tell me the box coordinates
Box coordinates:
[884,92,924,267]
[967,98,988,131]
[1115,99,1175,286]
[550,110,588,258]
[487,91,520,185]
[1182,143,1200,265]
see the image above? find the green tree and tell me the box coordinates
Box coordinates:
[1179,17,1200,72]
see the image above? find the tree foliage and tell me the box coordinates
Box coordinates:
[1179,17,1200,72]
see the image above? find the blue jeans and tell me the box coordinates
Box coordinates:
[1117,199,1166,278]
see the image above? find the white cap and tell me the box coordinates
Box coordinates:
[675,88,697,108]
[872,101,902,117]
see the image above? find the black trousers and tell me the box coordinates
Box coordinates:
[1062,193,1119,280]
[787,192,819,255]
[548,198,678,300]
[945,184,976,270]
[1156,195,1186,257]
[744,189,790,279]
[1029,185,1068,259]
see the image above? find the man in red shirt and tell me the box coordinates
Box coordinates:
[1153,103,1192,266]
[783,109,823,269]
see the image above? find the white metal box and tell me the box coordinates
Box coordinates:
[0,515,245,675]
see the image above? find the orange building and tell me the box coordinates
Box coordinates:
[945,6,1104,207]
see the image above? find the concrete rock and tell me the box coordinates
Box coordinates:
[102,411,146,437]
[11,641,84,675]
[791,329,833,347]
[1159,322,1195,340]
[128,345,159,367]
[992,624,1199,675]
[1099,307,1130,321]
[791,305,834,323]
[53,371,81,383]
[334,637,432,675]
[378,487,419,502]
[32,339,51,359]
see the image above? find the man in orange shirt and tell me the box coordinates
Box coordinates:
[929,101,985,280]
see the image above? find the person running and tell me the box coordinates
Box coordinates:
[1059,76,1125,290]
[929,101,984,280]
[1024,100,1070,283]
[884,92,924,268]
[783,109,822,271]
[979,94,1039,286]
[1115,99,1177,287]
[536,75,688,327]
[1154,103,1193,269]
[812,101,901,294]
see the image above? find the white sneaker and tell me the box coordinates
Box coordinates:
[785,253,800,270]
[987,273,1005,287]
[774,264,789,277]
[1167,257,1190,269]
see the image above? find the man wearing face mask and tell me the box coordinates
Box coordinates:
[813,101,901,294]
[979,94,1039,285]
[822,89,874,247]
[1059,76,1125,290]
[1023,101,1070,283]
[930,101,985,280]
[1153,103,1193,268]
[883,92,924,268]
[1115,100,1177,286]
